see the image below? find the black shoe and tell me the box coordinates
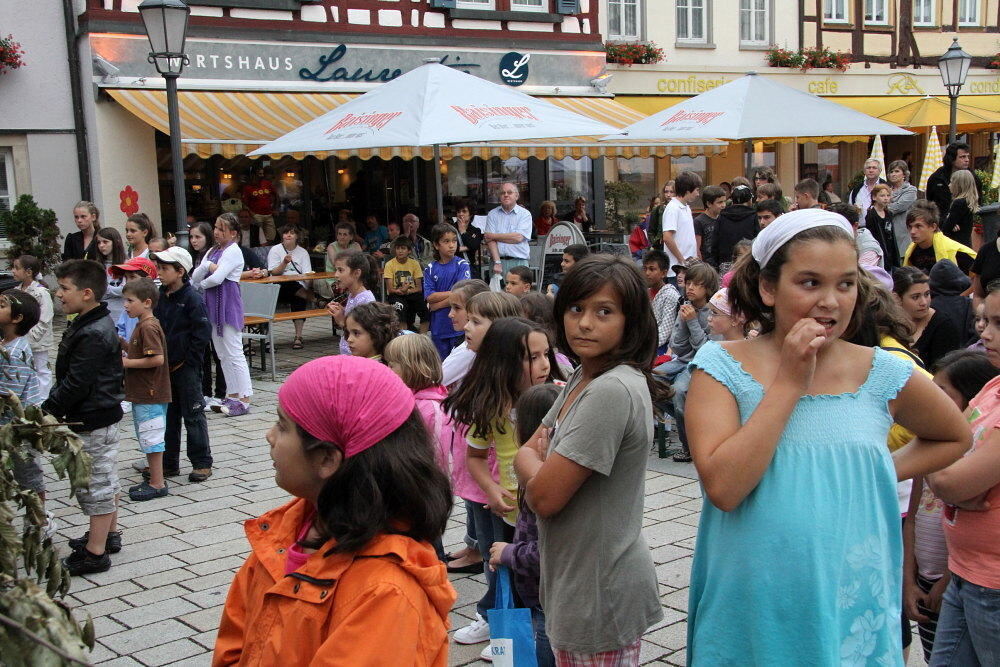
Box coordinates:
[447,560,485,575]
[672,451,693,463]
[68,531,122,554]
[129,481,170,501]
[63,546,111,576]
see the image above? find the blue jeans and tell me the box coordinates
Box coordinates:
[469,502,514,620]
[929,574,1000,666]
[532,607,555,667]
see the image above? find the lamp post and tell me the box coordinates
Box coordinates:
[937,38,972,146]
[138,0,191,247]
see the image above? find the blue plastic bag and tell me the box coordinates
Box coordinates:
[488,566,538,666]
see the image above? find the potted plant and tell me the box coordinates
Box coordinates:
[605,42,665,66]
[766,46,850,72]
[975,169,1000,244]
[1,195,63,277]
[0,34,25,76]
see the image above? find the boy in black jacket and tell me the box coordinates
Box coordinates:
[150,247,214,482]
[43,260,124,576]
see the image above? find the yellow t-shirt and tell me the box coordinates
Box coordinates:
[383,258,423,290]
[468,417,519,526]
[880,334,929,452]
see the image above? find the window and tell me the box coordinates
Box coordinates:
[823,0,848,22]
[456,0,495,9]
[608,0,641,40]
[677,0,707,43]
[0,148,14,237]
[511,0,546,10]
[913,0,934,25]
[958,0,979,25]
[864,0,887,24]
[740,0,769,45]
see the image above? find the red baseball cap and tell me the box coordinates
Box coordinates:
[109,257,158,280]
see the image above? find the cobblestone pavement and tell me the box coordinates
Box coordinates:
[38,316,925,666]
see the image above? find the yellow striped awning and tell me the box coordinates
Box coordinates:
[105,88,724,160]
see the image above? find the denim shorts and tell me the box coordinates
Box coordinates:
[133,403,168,454]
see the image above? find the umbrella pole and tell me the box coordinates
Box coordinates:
[434,143,445,224]
[744,139,752,179]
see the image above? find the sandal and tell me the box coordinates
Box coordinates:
[292,337,304,350]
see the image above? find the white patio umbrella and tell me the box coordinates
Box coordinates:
[869,135,886,180]
[250,61,622,221]
[605,72,911,176]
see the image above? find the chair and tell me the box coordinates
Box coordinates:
[527,241,546,291]
[239,282,280,381]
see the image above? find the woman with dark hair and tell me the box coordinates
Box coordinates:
[188,220,226,408]
[515,255,664,664]
[214,356,455,665]
[64,201,101,261]
[893,265,963,369]
[125,213,156,259]
[454,200,483,278]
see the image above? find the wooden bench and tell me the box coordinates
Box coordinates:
[244,308,330,327]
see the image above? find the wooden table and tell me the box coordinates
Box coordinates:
[241,271,336,284]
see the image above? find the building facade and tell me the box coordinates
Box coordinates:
[603,0,1000,197]
[7,0,718,243]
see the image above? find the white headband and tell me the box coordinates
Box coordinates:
[751,208,854,269]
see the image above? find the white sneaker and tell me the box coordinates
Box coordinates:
[121,401,132,414]
[479,644,494,662]
[203,396,221,412]
[42,511,58,541]
[454,613,490,645]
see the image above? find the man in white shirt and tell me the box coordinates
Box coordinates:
[484,182,533,277]
[849,158,885,220]
[661,171,702,282]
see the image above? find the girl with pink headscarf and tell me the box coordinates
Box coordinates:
[215,356,456,666]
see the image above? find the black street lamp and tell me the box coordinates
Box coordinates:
[138,0,191,246]
[937,38,972,146]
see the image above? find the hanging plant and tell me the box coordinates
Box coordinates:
[988,53,1000,69]
[0,35,25,76]
[766,46,850,72]
[605,42,665,67]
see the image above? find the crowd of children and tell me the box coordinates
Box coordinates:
[13,170,1000,666]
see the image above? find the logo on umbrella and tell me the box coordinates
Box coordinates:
[499,52,530,87]
[450,105,540,125]
[660,110,725,127]
[324,111,403,136]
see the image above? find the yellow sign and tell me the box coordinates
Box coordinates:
[656,75,731,94]
[886,73,925,95]
[969,78,1000,94]
[807,77,839,94]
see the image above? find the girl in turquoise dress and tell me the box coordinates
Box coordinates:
[684,209,970,665]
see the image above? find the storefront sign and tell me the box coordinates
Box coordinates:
[499,52,530,86]
[656,75,731,94]
[885,73,925,95]
[807,77,839,94]
[89,34,604,90]
[969,78,1000,94]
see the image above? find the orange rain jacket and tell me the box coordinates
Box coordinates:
[213,497,457,666]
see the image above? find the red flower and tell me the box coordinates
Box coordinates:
[0,34,25,76]
[119,186,140,216]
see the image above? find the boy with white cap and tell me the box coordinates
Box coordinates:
[151,246,214,483]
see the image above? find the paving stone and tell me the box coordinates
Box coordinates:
[100,618,197,655]
[91,614,129,639]
[108,536,193,566]
[176,569,238,593]
[72,580,143,605]
[184,554,246,576]
[132,638,205,666]
[181,583,232,610]
[131,568,197,590]
[97,657,144,667]
[178,605,224,633]
[162,508,252,532]
[189,628,219,651]
[172,521,247,547]
[121,584,190,607]
[656,556,693,590]
[174,483,248,504]
[111,597,200,629]
[172,538,250,565]
[166,495,248,517]
[73,596,131,619]
[644,620,688,651]
[643,521,699,549]
[82,554,188,586]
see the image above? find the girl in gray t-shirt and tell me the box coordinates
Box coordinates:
[515,255,664,662]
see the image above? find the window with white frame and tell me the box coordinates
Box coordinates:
[864,0,888,23]
[511,0,545,11]
[823,0,848,22]
[0,148,14,237]
[958,0,979,25]
[608,0,641,40]
[455,0,495,9]
[913,0,934,25]
[740,0,769,45]
[677,0,707,42]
